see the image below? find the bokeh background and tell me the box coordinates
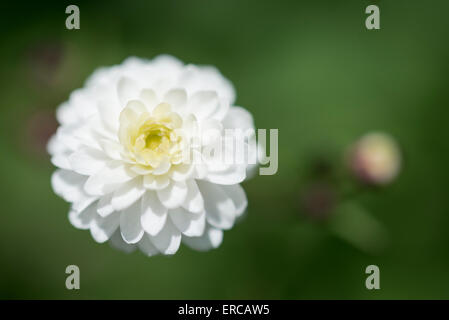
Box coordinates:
[1,0,449,299]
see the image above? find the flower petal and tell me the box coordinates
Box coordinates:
[152,102,171,117]
[221,184,247,217]
[138,234,160,257]
[51,153,72,170]
[120,201,144,244]
[152,159,171,175]
[139,89,158,110]
[178,64,235,104]
[169,208,205,237]
[163,88,187,110]
[68,202,96,230]
[72,196,97,213]
[197,181,236,230]
[117,77,139,106]
[68,147,107,176]
[97,194,114,217]
[109,230,137,253]
[111,178,145,211]
[143,174,170,190]
[148,218,181,255]
[205,164,246,185]
[90,211,120,243]
[183,114,198,136]
[157,181,188,209]
[97,100,120,133]
[188,91,218,120]
[182,225,223,251]
[170,163,194,181]
[130,165,153,175]
[211,98,230,121]
[222,106,255,131]
[182,179,204,214]
[200,118,223,146]
[84,161,137,196]
[51,169,87,203]
[98,139,123,160]
[141,191,168,236]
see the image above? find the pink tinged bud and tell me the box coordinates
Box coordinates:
[348,132,401,186]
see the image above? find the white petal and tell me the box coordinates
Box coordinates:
[97,194,114,217]
[211,98,230,121]
[143,174,170,190]
[183,113,198,136]
[109,230,137,253]
[148,218,181,255]
[68,147,107,176]
[118,101,146,135]
[117,77,139,106]
[140,89,158,110]
[193,161,208,180]
[97,100,120,133]
[55,124,82,151]
[47,134,65,156]
[163,88,187,110]
[138,234,160,257]
[152,54,183,71]
[197,181,236,230]
[124,99,147,115]
[84,161,137,196]
[182,179,204,214]
[152,102,171,117]
[169,208,205,237]
[51,169,87,203]
[182,225,223,251]
[157,181,188,209]
[111,178,145,211]
[205,164,246,185]
[178,64,235,104]
[130,165,153,175]
[120,201,144,244]
[141,191,168,236]
[200,118,223,145]
[170,163,194,181]
[68,203,96,230]
[99,139,123,160]
[51,153,71,170]
[222,184,247,217]
[188,91,218,120]
[72,196,97,213]
[90,211,120,243]
[152,159,171,175]
[222,106,255,131]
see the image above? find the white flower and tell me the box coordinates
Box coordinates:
[49,55,256,256]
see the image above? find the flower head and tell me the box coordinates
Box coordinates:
[49,55,255,256]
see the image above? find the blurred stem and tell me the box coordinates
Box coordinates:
[327,201,388,255]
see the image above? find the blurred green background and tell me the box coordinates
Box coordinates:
[1,0,449,299]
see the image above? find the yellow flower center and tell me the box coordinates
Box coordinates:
[119,101,183,168]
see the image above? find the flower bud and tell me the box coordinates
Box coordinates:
[348,132,401,185]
